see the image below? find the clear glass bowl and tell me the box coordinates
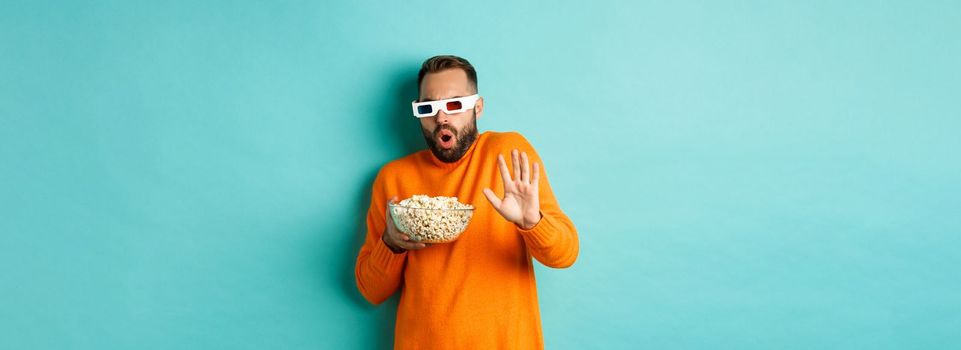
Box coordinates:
[388,203,474,243]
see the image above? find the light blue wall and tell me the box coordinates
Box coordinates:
[2,1,959,349]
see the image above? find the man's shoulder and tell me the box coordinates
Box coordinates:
[480,130,539,157]
[483,130,533,148]
[374,150,424,181]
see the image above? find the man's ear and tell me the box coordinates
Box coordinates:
[475,96,484,120]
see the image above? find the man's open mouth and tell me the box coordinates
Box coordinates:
[437,129,456,149]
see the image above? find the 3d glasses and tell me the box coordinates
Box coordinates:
[411,94,480,118]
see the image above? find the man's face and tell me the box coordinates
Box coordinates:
[418,69,484,163]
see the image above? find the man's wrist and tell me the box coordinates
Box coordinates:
[518,211,543,230]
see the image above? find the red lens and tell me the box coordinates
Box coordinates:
[445,100,463,111]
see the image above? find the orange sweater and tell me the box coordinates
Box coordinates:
[355,131,579,349]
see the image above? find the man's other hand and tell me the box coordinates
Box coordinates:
[382,196,430,253]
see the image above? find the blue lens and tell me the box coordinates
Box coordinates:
[417,104,433,115]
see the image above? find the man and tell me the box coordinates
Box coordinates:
[354,55,579,349]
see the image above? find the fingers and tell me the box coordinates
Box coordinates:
[408,243,429,250]
[532,162,540,187]
[387,230,428,250]
[497,154,512,187]
[385,196,402,235]
[385,195,399,221]
[483,187,502,209]
[520,151,530,183]
[511,149,521,182]
[397,236,428,250]
[398,231,429,249]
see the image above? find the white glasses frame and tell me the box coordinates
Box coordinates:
[411,94,480,118]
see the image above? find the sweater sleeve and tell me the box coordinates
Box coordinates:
[354,170,407,305]
[509,133,580,269]
[517,208,579,269]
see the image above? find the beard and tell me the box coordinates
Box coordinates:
[421,112,479,163]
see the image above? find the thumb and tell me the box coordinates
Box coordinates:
[483,188,501,210]
[386,196,399,218]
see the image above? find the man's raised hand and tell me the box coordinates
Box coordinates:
[483,149,542,230]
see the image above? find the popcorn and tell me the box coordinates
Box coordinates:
[390,195,474,243]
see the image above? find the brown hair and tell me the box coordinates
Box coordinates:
[417,55,478,95]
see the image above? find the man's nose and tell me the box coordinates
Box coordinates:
[435,110,451,124]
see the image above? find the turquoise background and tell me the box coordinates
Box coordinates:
[2,1,959,349]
